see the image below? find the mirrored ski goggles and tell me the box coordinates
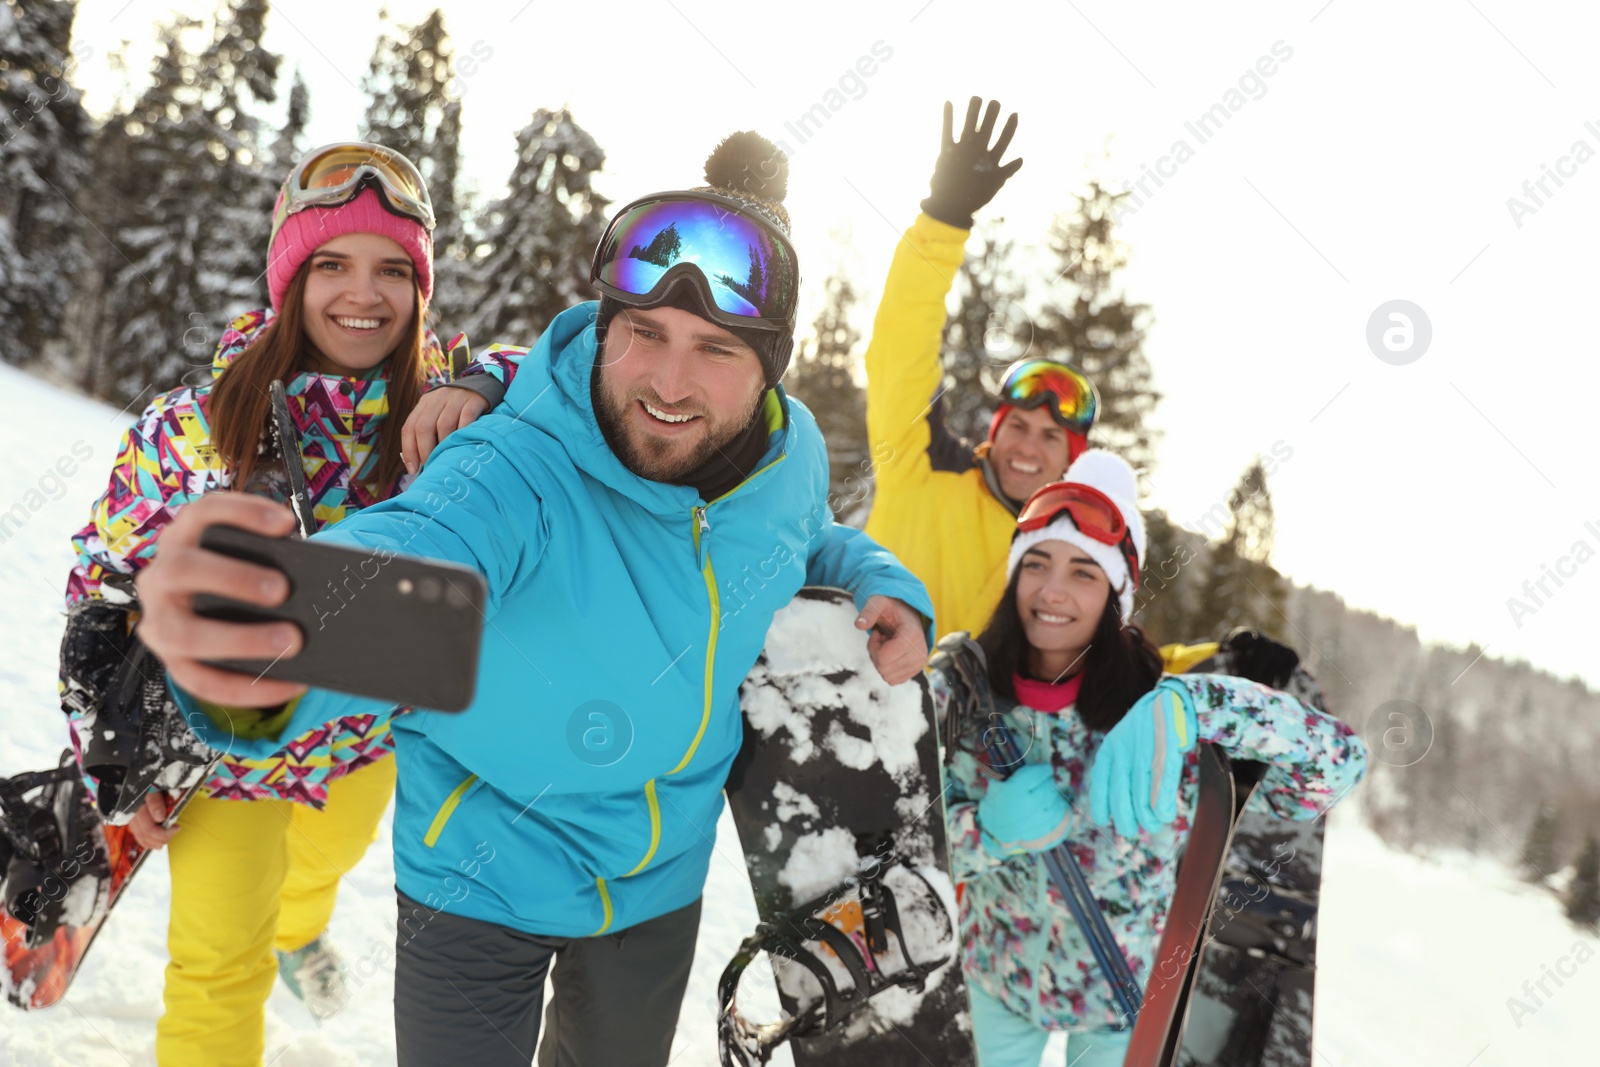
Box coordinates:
[1000,360,1099,435]
[270,142,435,246]
[590,192,799,331]
[1016,480,1139,587]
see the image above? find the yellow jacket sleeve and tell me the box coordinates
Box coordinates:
[1160,642,1222,674]
[863,213,971,497]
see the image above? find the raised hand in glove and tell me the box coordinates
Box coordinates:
[1221,628,1300,690]
[1088,680,1198,838]
[977,762,1074,858]
[921,96,1024,230]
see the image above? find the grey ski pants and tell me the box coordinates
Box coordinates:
[392,889,702,1067]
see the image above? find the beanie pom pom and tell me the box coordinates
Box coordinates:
[704,132,789,204]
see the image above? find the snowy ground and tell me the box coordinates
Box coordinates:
[1,360,1595,1065]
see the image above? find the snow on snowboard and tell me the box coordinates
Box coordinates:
[720,588,971,1066]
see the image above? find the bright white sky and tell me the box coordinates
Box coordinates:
[66,0,1600,688]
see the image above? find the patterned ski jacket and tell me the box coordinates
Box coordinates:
[170,301,936,939]
[63,308,521,806]
[929,668,1367,1032]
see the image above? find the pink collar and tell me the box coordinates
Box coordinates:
[1012,671,1082,713]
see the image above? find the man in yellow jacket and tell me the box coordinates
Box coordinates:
[864,98,1309,691]
[865,97,1101,637]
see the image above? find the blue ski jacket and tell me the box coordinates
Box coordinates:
[174,302,935,937]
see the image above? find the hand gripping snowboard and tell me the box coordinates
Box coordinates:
[720,588,972,1066]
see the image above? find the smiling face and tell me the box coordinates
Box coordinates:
[298,232,418,376]
[593,305,767,483]
[1014,539,1111,682]
[989,405,1075,504]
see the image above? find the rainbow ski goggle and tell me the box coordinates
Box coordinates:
[1000,360,1099,436]
[269,142,435,247]
[590,192,799,332]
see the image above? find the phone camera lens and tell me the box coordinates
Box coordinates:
[445,583,469,609]
[417,576,442,602]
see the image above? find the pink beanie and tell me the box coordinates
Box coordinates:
[266,186,434,313]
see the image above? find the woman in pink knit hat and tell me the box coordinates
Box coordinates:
[56,143,521,1065]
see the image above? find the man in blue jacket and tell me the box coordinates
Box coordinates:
[133,133,934,1066]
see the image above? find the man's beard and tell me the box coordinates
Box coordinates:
[593,373,761,484]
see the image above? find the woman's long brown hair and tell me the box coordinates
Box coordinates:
[209,263,427,499]
[975,567,1164,732]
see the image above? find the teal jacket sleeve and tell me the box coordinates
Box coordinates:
[174,420,549,758]
[1177,673,1369,821]
[804,522,936,646]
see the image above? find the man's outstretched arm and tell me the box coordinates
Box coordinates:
[863,97,1023,494]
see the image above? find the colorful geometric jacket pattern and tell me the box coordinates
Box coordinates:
[63,308,520,807]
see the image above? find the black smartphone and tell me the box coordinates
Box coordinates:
[192,524,486,712]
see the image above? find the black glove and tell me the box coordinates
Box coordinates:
[921,97,1024,230]
[1221,628,1301,691]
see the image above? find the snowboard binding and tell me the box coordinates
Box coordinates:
[1211,875,1317,968]
[0,752,111,950]
[716,851,953,1066]
[60,592,219,824]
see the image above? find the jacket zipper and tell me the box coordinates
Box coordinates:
[601,450,789,926]
[423,773,479,848]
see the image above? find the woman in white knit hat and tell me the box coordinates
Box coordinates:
[928,448,1368,1067]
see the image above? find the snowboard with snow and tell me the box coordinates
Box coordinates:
[720,588,971,1066]
[1175,649,1330,1067]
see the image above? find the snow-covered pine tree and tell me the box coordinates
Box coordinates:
[270,67,310,169]
[0,0,91,367]
[1521,803,1560,883]
[937,221,1024,444]
[360,8,473,334]
[428,98,475,335]
[784,267,868,508]
[80,18,203,401]
[361,7,455,202]
[82,0,279,404]
[1565,834,1599,929]
[196,0,280,327]
[1133,509,1208,645]
[1189,458,1289,639]
[1034,180,1160,479]
[466,107,607,346]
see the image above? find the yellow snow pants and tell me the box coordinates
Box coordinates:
[155,755,397,1066]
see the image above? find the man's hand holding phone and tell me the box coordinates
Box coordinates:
[135,491,486,714]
